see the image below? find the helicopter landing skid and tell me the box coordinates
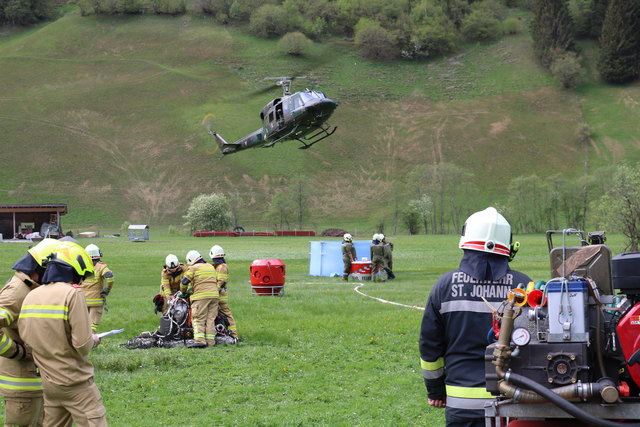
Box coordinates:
[297,125,337,149]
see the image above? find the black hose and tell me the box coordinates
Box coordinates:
[506,372,640,427]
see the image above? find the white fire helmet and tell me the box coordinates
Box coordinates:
[379,234,385,241]
[186,250,202,265]
[372,233,380,241]
[343,233,352,242]
[165,254,179,269]
[459,207,511,257]
[85,243,102,259]
[209,245,225,259]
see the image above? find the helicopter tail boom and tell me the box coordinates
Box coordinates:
[209,128,265,155]
[209,131,238,155]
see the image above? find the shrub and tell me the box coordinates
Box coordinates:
[403,19,456,59]
[550,49,584,89]
[500,17,520,35]
[153,0,185,15]
[249,4,290,38]
[183,193,232,232]
[460,7,501,41]
[354,19,397,61]
[278,31,312,56]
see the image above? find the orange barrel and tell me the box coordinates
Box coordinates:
[350,260,372,281]
[250,259,286,296]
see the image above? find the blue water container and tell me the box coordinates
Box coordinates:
[308,240,371,277]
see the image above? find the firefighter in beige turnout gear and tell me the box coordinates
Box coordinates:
[19,242,107,427]
[0,239,63,426]
[209,245,238,340]
[180,250,218,347]
[81,244,114,332]
[160,254,186,314]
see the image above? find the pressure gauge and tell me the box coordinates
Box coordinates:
[511,327,531,347]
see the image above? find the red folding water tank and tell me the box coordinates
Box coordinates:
[250,259,285,296]
[350,261,372,281]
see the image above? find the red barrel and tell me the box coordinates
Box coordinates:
[250,259,285,296]
[350,261,372,281]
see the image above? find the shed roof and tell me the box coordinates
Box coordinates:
[0,204,68,214]
[128,224,149,230]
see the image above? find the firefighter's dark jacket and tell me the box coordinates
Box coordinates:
[419,250,531,415]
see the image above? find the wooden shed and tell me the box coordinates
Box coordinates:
[0,204,67,240]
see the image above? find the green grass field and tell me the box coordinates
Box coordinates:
[0,232,629,425]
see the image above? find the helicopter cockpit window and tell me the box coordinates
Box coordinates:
[292,94,303,110]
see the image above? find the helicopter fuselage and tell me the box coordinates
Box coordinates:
[210,89,338,155]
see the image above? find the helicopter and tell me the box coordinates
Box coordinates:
[204,76,338,156]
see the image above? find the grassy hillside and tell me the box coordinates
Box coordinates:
[1,12,639,231]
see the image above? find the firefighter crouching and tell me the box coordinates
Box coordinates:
[419,207,531,427]
[209,245,239,341]
[81,244,115,332]
[180,250,219,348]
[19,242,107,427]
[0,238,64,426]
[159,254,186,314]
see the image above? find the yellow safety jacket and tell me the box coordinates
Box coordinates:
[214,263,229,302]
[161,264,186,299]
[181,262,218,301]
[0,272,42,397]
[81,261,114,307]
[19,282,96,387]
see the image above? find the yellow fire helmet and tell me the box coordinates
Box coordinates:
[27,238,65,267]
[50,242,95,280]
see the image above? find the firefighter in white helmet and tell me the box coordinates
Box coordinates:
[209,245,239,341]
[380,234,396,280]
[370,233,387,282]
[180,250,218,347]
[419,207,530,426]
[157,254,187,314]
[341,233,357,281]
[81,243,115,332]
[0,238,65,426]
[19,242,107,426]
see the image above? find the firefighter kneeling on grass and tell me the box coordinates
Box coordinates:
[157,254,186,314]
[180,250,218,348]
[419,207,531,427]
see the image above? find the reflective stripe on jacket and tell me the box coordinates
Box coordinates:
[419,250,531,419]
[0,272,42,397]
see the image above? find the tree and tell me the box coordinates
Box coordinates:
[597,0,640,84]
[288,176,311,230]
[403,194,433,234]
[183,193,232,232]
[403,201,421,235]
[594,164,640,251]
[531,0,575,68]
[264,190,294,230]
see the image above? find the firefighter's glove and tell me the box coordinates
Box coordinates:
[100,288,111,298]
[11,342,28,361]
[177,291,189,299]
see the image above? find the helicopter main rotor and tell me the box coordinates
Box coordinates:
[263,76,307,96]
